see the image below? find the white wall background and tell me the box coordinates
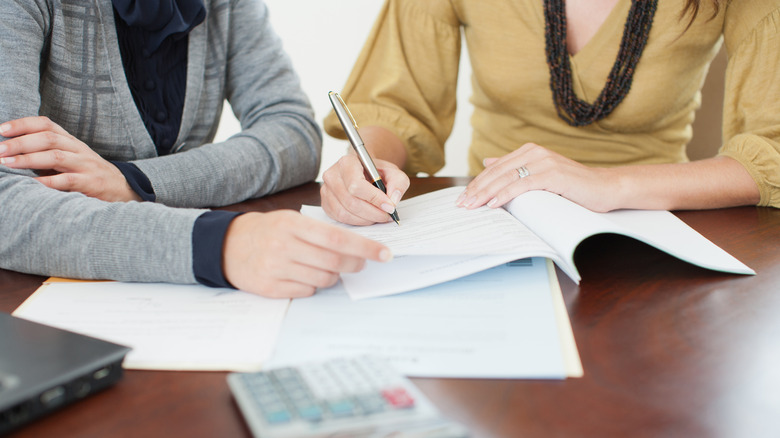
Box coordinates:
[213,0,473,179]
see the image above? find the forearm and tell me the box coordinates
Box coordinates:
[612,156,760,210]
[358,126,407,168]
[0,171,203,282]
[132,119,320,208]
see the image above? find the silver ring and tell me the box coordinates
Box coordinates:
[516,166,530,179]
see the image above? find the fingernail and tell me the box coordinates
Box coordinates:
[380,203,395,214]
[464,196,477,207]
[455,191,467,206]
[390,190,401,204]
[0,124,9,135]
[379,249,393,262]
[487,198,497,208]
[0,144,6,154]
[0,156,15,164]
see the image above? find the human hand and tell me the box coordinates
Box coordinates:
[457,143,620,212]
[222,210,393,298]
[320,155,410,225]
[0,116,141,202]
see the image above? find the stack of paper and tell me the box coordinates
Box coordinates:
[13,281,289,371]
[268,258,582,379]
[11,260,580,378]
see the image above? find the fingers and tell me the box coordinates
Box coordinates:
[459,143,603,211]
[0,129,87,170]
[1,146,79,172]
[242,245,342,299]
[223,212,393,299]
[0,116,72,139]
[458,143,547,209]
[321,155,407,225]
[293,216,393,264]
[34,173,82,193]
[0,122,139,202]
[321,183,381,226]
[0,117,85,168]
[246,281,319,300]
[378,163,410,206]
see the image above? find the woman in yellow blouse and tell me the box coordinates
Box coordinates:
[320,0,779,225]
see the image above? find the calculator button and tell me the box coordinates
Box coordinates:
[295,404,324,422]
[327,399,356,417]
[355,394,388,414]
[263,408,293,424]
[382,387,415,408]
[256,395,283,409]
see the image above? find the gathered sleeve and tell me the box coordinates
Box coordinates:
[323,0,462,175]
[720,3,780,208]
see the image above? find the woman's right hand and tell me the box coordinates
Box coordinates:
[320,155,410,225]
[222,210,393,298]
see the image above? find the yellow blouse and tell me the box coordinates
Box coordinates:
[324,0,780,208]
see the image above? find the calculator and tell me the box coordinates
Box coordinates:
[227,356,469,438]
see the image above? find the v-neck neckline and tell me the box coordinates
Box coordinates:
[567,0,630,62]
[96,0,207,158]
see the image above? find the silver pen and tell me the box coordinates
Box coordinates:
[328,91,400,225]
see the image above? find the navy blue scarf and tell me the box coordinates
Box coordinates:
[112,0,206,52]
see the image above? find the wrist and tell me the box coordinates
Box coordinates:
[607,167,632,210]
[124,183,143,202]
[222,212,262,285]
[112,161,155,202]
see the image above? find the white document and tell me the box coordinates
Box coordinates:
[505,190,756,281]
[303,186,754,299]
[268,258,578,379]
[302,187,556,257]
[13,281,290,372]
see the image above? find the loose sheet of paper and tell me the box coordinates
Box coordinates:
[13,282,290,371]
[302,187,564,299]
[267,258,571,379]
[303,186,554,256]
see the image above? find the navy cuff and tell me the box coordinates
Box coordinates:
[112,161,156,202]
[192,210,244,289]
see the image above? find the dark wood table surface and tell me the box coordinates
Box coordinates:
[2,176,779,438]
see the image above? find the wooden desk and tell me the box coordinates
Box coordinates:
[2,177,780,437]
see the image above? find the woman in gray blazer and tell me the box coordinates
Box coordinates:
[0,0,391,297]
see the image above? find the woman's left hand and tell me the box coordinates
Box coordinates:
[456,142,621,212]
[0,116,141,202]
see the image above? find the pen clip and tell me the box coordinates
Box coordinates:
[333,92,359,131]
[329,91,364,149]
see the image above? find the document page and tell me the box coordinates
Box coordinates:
[505,190,755,280]
[339,254,528,300]
[13,282,290,371]
[267,258,571,379]
[302,187,563,299]
[303,186,555,256]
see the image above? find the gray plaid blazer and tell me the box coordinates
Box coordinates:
[0,0,322,283]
